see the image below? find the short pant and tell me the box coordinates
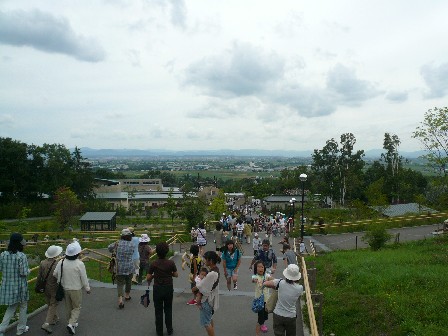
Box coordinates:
[225,268,238,278]
[200,301,214,327]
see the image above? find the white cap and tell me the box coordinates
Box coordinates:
[45,245,63,258]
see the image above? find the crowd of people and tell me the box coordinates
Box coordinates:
[0,213,304,336]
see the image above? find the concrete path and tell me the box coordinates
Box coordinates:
[5,233,308,336]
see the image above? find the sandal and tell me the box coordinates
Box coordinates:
[125,297,131,301]
[119,302,125,309]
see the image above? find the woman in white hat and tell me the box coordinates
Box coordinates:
[263,264,304,336]
[137,234,153,284]
[39,245,63,334]
[53,242,91,335]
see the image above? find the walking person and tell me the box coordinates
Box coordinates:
[39,245,63,334]
[137,234,153,285]
[0,233,30,336]
[192,251,220,336]
[252,261,273,335]
[108,228,135,309]
[221,240,241,291]
[196,222,207,256]
[128,227,140,284]
[147,242,178,336]
[252,233,262,257]
[53,242,91,335]
[213,223,224,252]
[249,239,277,276]
[263,264,304,336]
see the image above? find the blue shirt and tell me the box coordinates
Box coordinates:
[221,249,240,270]
[131,236,140,261]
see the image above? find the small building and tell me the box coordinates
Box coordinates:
[79,212,117,231]
[372,203,438,217]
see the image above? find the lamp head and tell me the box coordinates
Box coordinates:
[299,173,307,182]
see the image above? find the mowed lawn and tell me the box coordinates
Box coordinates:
[313,235,448,336]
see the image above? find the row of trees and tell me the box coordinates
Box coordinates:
[1,107,446,223]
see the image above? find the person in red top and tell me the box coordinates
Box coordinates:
[147,242,178,336]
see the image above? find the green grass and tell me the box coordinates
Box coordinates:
[313,235,448,335]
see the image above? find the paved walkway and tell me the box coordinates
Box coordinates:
[5,233,308,336]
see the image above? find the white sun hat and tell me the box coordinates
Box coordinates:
[283,264,302,281]
[45,245,63,258]
[65,242,82,257]
[139,234,150,243]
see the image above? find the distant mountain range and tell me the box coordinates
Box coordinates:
[77,147,426,159]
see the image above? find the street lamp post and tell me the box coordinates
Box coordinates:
[299,173,307,240]
[289,198,296,233]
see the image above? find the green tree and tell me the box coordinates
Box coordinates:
[164,189,178,223]
[312,133,365,206]
[381,133,403,203]
[413,107,448,176]
[178,192,206,229]
[208,190,227,220]
[53,187,82,230]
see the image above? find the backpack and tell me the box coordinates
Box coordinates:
[190,256,202,275]
[108,242,118,284]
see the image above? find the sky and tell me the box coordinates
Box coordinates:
[1,0,448,153]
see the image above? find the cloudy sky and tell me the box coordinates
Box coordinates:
[1,0,448,152]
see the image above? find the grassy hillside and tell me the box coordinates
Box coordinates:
[313,235,448,335]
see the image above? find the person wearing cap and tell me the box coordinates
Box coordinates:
[39,245,63,334]
[127,227,141,284]
[0,233,30,336]
[252,233,262,257]
[53,242,91,335]
[263,264,304,336]
[137,234,153,285]
[108,228,135,309]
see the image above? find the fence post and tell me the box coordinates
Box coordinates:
[307,268,317,293]
[312,292,324,335]
[355,235,358,250]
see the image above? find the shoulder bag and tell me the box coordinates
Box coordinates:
[265,279,282,313]
[55,259,65,301]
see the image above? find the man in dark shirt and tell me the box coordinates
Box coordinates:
[249,239,277,275]
[147,242,178,336]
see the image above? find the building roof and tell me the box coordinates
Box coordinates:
[80,212,117,221]
[263,195,307,202]
[95,192,186,201]
[372,203,438,217]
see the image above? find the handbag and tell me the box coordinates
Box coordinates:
[265,279,282,313]
[108,242,118,284]
[252,293,265,313]
[140,288,151,308]
[35,260,56,294]
[55,259,65,301]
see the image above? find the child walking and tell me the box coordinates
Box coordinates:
[251,261,273,335]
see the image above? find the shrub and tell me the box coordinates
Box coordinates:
[362,225,392,250]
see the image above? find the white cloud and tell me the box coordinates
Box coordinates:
[0,9,105,62]
[421,62,448,98]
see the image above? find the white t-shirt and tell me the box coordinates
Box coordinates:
[236,223,244,233]
[196,228,207,246]
[273,278,303,318]
[197,270,219,311]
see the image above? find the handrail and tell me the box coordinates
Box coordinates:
[301,256,319,336]
[293,238,319,336]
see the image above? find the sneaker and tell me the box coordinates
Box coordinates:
[260,324,268,333]
[41,323,53,334]
[16,326,29,335]
[66,324,75,335]
[233,283,238,290]
[187,299,197,305]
